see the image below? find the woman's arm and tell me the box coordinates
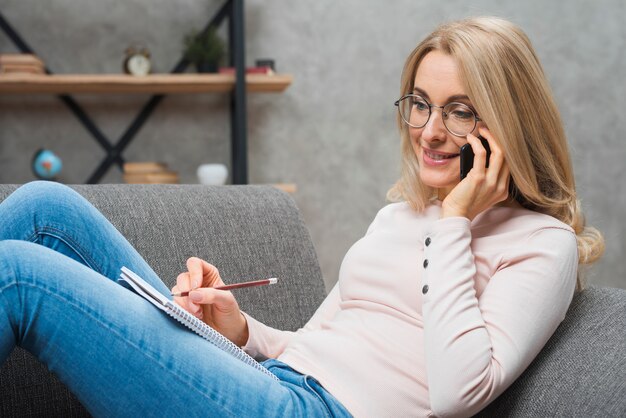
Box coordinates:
[422,218,578,416]
[242,283,342,359]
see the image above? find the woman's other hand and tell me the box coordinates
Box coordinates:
[441,128,510,221]
[171,257,249,346]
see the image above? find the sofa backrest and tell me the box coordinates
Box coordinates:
[66,184,327,329]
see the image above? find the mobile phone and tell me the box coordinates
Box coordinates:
[460,136,491,180]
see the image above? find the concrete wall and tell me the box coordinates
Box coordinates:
[1,0,624,291]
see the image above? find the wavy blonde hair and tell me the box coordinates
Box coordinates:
[387,17,604,289]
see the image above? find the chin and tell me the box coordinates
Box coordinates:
[418,166,459,191]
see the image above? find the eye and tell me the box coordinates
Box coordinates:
[451,110,473,120]
[447,104,475,120]
[411,96,429,112]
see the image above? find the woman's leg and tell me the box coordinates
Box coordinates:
[0,240,343,418]
[0,181,168,294]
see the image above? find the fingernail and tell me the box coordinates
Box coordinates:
[189,291,202,302]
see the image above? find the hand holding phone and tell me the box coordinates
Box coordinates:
[460,136,491,180]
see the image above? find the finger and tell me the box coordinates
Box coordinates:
[176,272,193,291]
[186,257,205,289]
[477,129,504,186]
[198,259,223,287]
[477,126,500,146]
[188,288,238,313]
[496,160,511,201]
[466,133,487,178]
[176,270,201,315]
[498,157,510,182]
[478,127,504,174]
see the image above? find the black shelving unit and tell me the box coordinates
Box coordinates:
[0,0,250,184]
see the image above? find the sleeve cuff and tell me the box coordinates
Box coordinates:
[423,216,471,240]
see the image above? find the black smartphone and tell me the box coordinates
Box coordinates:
[460,136,491,180]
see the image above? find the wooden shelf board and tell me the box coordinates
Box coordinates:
[0,73,293,94]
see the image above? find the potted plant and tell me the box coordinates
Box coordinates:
[183,27,226,73]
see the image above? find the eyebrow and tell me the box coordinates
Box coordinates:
[412,86,471,103]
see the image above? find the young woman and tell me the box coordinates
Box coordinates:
[0,16,604,417]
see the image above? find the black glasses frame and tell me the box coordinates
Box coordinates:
[394,94,482,137]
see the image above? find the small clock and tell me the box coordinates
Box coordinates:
[123,45,151,76]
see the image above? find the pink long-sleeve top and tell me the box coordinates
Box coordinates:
[242,201,578,417]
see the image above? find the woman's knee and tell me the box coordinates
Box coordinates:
[1,182,96,245]
[5,181,90,220]
[14,181,80,204]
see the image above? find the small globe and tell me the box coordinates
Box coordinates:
[32,149,62,179]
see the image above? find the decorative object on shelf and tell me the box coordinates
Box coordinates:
[0,54,45,74]
[255,59,275,72]
[123,161,179,184]
[183,27,226,73]
[123,44,152,76]
[218,66,274,75]
[218,59,276,76]
[31,148,62,180]
[197,163,228,185]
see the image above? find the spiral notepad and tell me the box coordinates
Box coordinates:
[119,266,278,381]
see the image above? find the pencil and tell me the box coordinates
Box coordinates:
[171,277,278,297]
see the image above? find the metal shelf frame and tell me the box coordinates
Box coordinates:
[0,0,250,184]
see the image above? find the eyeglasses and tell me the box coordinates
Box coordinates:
[394,94,481,137]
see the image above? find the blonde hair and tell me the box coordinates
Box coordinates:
[387,16,604,289]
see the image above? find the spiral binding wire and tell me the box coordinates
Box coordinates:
[166,301,278,380]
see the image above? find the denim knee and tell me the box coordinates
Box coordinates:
[5,181,89,221]
[13,181,78,204]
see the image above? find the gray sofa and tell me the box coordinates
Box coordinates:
[0,184,624,417]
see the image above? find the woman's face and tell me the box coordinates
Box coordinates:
[410,51,480,197]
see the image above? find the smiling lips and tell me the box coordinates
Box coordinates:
[423,148,460,165]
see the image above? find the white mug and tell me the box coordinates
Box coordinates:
[197,164,228,185]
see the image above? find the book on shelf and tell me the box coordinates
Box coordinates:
[123,161,179,184]
[0,54,45,74]
[123,171,179,184]
[123,161,169,174]
[0,54,44,66]
[218,66,275,76]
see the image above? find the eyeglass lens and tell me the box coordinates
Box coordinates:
[398,95,477,136]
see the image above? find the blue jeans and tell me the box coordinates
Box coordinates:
[0,181,351,418]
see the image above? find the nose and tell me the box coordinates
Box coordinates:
[419,107,448,143]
